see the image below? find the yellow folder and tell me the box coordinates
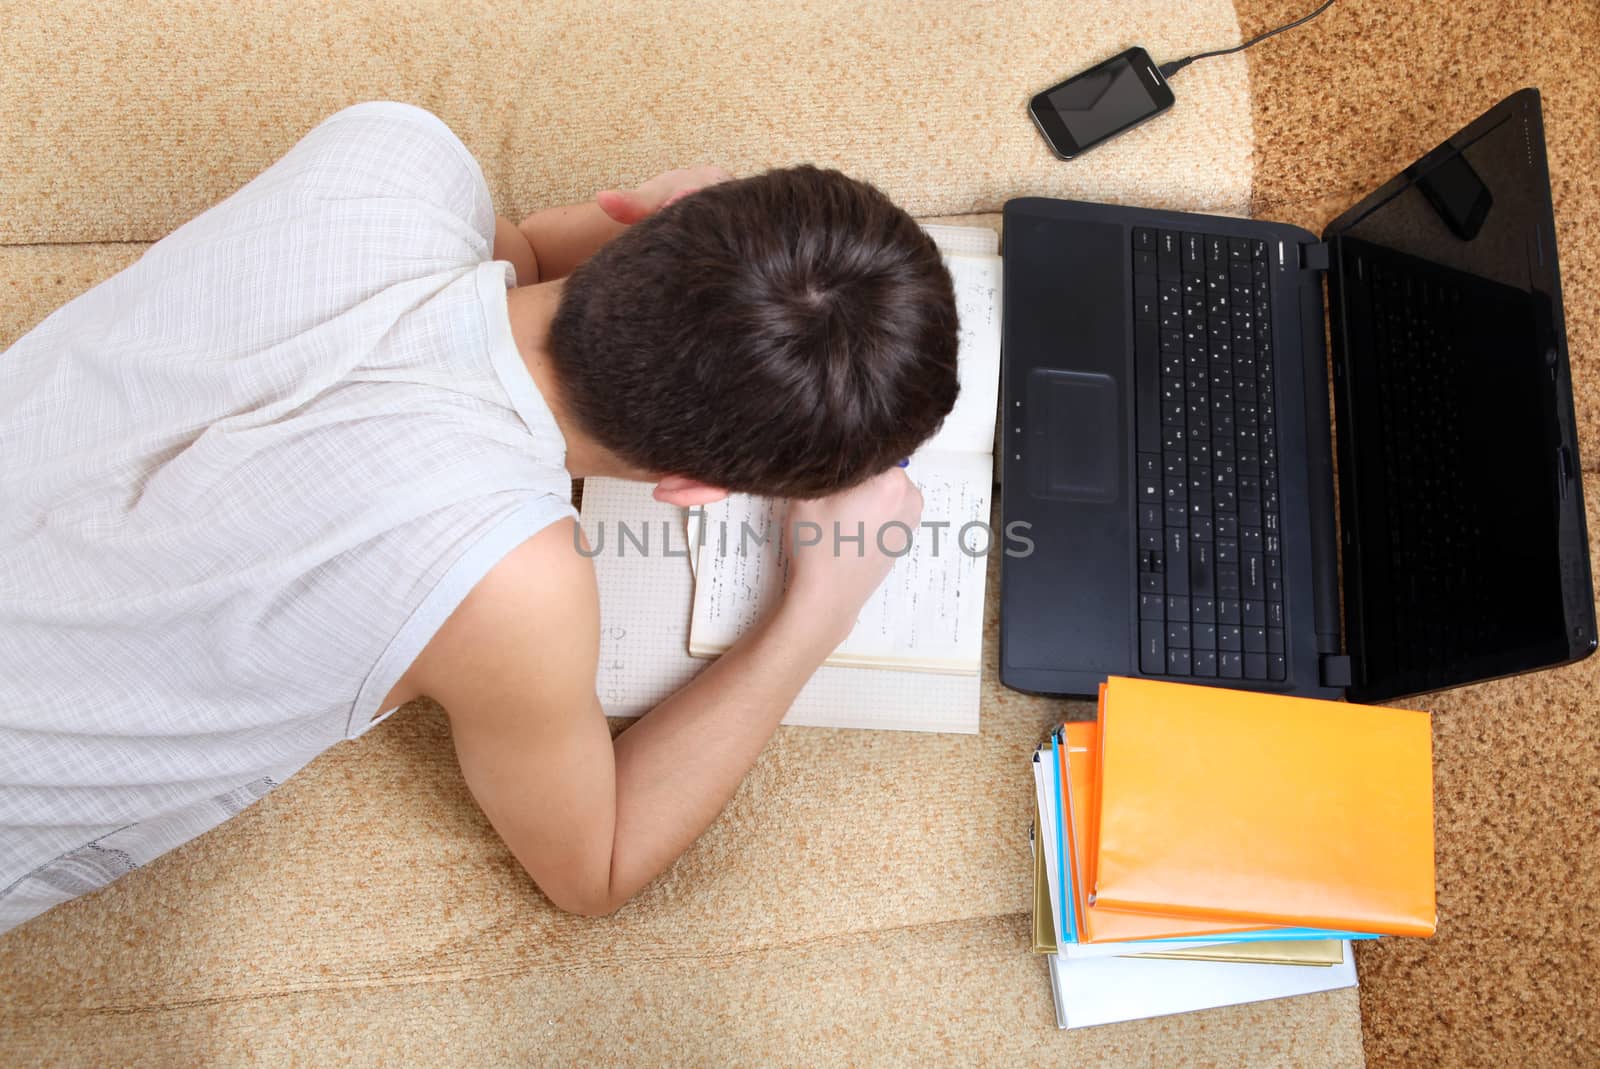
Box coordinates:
[1092,677,1436,938]
[1031,813,1056,954]
[1127,939,1344,966]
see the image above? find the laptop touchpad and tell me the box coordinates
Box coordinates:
[1027,368,1119,503]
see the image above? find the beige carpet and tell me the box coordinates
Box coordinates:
[1237,2,1600,1066]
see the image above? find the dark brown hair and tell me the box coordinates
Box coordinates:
[545,165,960,498]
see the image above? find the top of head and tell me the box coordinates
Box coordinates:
[546,165,962,499]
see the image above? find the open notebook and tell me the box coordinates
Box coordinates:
[687,252,1001,675]
[577,223,999,733]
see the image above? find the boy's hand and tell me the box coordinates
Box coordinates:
[782,469,925,646]
[595,165,733,225]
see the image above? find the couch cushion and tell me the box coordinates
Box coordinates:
[1,912,1367,1068]
[1,0,1253,245]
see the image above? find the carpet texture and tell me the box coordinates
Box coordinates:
[1234,2,1600,1066]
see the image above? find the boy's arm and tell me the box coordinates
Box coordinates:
[493,165,731,286]
[493,217,541,287]
[409,471,917,915]
[510,203,627,283]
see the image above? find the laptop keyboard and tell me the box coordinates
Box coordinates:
[1132,227,1286,683]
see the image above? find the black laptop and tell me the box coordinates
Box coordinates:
[998,88,1595,702]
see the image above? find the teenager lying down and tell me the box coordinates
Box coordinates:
[0,102,960,932]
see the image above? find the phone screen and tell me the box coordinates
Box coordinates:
[1031,49,1172,157]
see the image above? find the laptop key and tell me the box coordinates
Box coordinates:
[1140,594,1164,620]
[1267,628,1285,653]
[1193,650,1218,677]
[1268,652,1287,681]
[1167,546,1190,596]
[1219,651,1243,678]
[1244,626,1267,653]
[1244,652,1268,679]
[1190,542,1214,596]
[1140,572,1163,595]
[1218,626,1242,652]
[1140,469,1161,501]
[1167,621,1191,648]
[1244,553,1263,598]
[1158,230,1182,275]
[1167,648,1192,676]
[1217,564,1241,597]
[1134,227,1158,253]
[1193,623,1217,650]
[1166,595,1190,621]
[1140,622,1166,674]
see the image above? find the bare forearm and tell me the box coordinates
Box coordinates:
[603,596,847,904]
[516,202,627,281]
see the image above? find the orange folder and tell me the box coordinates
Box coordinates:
[1060,719,1310,943]
[1091,676,1436,938]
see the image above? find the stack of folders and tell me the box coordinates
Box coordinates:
[1030,675,1437,1029]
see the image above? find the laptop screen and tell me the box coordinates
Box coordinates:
[1324,92,1587,701]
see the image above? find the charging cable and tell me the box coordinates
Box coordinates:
[1158,0,1338,80]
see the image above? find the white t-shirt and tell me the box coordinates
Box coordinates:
[0,102,576,933]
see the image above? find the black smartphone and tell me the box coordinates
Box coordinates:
[1028,47,1175,160]
[1408,150,1494,241]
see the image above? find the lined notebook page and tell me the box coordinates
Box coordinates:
[688,450,992,673]
[920,254,1003,455]
[581,477,979,732]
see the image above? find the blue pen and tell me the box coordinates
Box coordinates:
[897,458,910,468]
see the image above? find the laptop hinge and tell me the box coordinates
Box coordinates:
[1318,653,1353,690]
[1299,241,1331,272]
